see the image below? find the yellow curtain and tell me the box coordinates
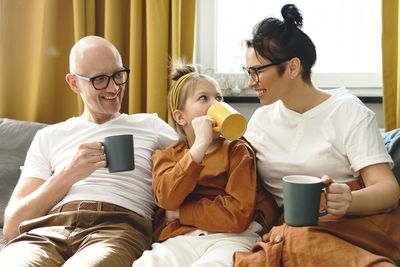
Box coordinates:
[382,0,400,131]
[0,0,195,124]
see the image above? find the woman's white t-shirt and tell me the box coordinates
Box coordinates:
[245,88,392,207]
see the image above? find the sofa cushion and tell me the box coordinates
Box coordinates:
[382,128,400,186]
[0,118,48,227]
[0,229,4,250]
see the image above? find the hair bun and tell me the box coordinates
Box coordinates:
[170,59,197,81]
[281,4,303,28]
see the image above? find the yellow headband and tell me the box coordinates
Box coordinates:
[169,72,196,112]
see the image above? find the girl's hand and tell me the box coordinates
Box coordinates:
[189,115,215,163]
[322,175,352,216]
[192,115,215,147]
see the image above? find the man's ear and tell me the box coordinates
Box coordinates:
[173,110,187,126]
[287,57,302,80]
[66,73,81,94]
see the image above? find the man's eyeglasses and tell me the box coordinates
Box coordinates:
[74,68,130,90]
[242,63,277,83]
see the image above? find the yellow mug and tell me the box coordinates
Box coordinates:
[207,102,247,140]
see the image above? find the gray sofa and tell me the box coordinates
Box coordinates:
[1,118,400,252]
[0,118,48,250]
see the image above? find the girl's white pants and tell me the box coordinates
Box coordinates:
[132,221,262,267]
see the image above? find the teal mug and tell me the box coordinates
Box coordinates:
[283,175,329,227]
[101,134,134,173]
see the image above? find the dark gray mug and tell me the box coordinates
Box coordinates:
[283,175,329,227]
[101,134,134,173]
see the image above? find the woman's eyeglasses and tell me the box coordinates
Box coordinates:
[242,63,277,83]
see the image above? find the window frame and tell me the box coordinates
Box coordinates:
[193,0,382,97]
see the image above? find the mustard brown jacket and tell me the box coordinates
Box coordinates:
[152,138,257,241]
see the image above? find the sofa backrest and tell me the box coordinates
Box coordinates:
[0,118,48,227]
[0,118,398,230]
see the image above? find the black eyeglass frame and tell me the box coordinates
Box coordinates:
[242,63,277,83]
[73,68,131,90]
[243,59,290,83]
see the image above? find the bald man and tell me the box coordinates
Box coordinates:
[0,36,178,266]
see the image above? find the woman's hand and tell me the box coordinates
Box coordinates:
[322,175,352,216]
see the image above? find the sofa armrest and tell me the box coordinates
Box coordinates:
[0,118,48,228]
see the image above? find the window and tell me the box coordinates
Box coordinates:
[194,0,382,94]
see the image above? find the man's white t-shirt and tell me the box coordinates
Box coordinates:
[20,113,178,218]
[245,88,393,207]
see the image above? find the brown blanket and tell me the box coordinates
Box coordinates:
[234,202,400,266]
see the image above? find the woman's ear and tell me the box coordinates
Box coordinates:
[173,110,187,126]
[66,73,81,94]
[287,57,301,79]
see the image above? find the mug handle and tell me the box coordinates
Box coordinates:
[213,125,221,132]
[210,117,220,133]
[319,182,332,217]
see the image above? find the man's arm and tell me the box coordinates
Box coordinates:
[4,174,74,241]
[3,142,107,241]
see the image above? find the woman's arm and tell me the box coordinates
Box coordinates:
[324,163,399,216]
[349,163,399,215]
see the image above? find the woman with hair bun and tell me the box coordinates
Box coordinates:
[234,4,400,266]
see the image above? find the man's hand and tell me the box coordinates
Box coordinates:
[322,175,352,216]
[63,141,107,183]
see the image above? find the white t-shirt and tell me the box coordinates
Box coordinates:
[20,113,178,218]
[245,88,393,207]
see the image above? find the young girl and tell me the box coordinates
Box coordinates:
[132,62,261,267]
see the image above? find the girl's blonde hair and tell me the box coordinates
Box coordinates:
[168,59,220,142]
